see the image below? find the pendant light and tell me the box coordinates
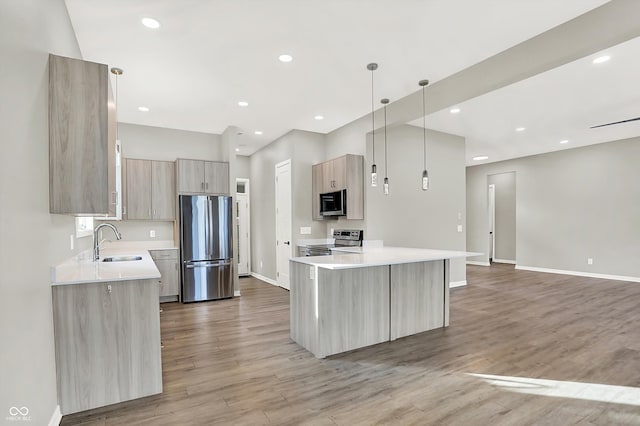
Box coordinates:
[367,63,378,187]
[419,79,430,191]
[381,98,390,195]
[110,67,123,140]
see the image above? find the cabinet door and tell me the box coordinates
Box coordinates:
[152,161,175,220]
[332,156,347,190]
[52,279,162,415]
[126,159,152,219]
[156,259,180,297]
[177,159,205,193]
[49,54,112,215]
[312,163,324,220]
[204,161,229,194]
[322,161,334,192]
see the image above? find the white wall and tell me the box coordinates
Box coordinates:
[364,125,468,283]
[236,155,250,179]
[119,122,222,161]
[467,137,640,278]
[250,130,326,280]
[0,0,89,423]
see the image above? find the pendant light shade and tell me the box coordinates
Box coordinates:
[419,79,429,191]
[367,63,378,187]
[381,98,390,195]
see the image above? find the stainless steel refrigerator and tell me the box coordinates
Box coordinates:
[179,195,233,302]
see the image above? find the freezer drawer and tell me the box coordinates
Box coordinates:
[182,260,233,302]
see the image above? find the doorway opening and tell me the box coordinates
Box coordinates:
[236,178,251,277]
[487,172,517,265]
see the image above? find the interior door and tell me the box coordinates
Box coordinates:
[488,184,496,262]
[236,192,250,276]
[275,160,292,290]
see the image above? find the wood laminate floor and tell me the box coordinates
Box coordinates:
[62,264,640,425]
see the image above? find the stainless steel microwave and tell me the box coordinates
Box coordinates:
[320,189,347,216]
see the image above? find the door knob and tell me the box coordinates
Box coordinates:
[284,241,290,245]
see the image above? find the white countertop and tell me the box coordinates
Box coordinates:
[291,246,482,270]
[52,240,178,286]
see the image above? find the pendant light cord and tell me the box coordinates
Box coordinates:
[384,103,388,177]
[422,85,426,170]
[114,73,119,141]
[371,68,375,164]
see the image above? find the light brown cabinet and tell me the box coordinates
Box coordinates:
[49,54,118,215]
[124,159,175,220]
[312,154,364,220]
[177,159,229,194]
[150,249,180,299]
[52,279,162,415]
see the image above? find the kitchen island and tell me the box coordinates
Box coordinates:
[289,247,479,358]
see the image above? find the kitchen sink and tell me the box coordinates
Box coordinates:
[101,255,143,262]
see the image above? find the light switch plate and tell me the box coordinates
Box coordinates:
[457,225,463,233]
[588,258,593,265]
[70,234,74,250]
[300,226,312,235]
[150,230,156,238]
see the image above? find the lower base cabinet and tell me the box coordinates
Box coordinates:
[52,279,162,415]
[150,249,180,300]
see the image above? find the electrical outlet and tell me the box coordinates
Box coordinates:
[457,225,463,233]
[260,260,263,271]
[150,230,156,238]
[70,234,74,250]
[587,258,593,265]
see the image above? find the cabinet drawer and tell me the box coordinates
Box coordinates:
[150,249,178,260]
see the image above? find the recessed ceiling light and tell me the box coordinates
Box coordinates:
[235,148,240,152]
[141,17,160,29]
[593,55,610,64]
[254,130,263,135]
[138,106,149,112]
[278,54,293,63]
[473,156,489,161]
[314,115,324,120]
[450,108,461,114]
[515,127,526,132]
[238,101,249,107]
[560,139,569,144]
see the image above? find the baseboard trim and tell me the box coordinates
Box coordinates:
[48,405,61,426]
[250,272,278,286]
[467,261,490,267]
[450,280,467,288]
[515,265,640,283]
[234,290,241,297]
[493,259,516,265]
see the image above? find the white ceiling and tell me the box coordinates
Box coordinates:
[65,0,608,155]
[409,35,640,165]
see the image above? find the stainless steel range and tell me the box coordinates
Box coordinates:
[300,229,363,256]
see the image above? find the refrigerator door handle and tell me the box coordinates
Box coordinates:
[184,260,232,269]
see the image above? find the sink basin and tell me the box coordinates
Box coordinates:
[101,255,143,262]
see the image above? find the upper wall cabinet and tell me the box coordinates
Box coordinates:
[124,159,176,220]
[49,54,117,216]
[312,154,364,220]
[177,159,229,195]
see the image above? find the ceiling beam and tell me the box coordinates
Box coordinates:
[381,0,640,127]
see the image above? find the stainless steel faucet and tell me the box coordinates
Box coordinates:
[93,223,122,261]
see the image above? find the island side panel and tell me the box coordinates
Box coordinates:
[390,261,445,340]
[444,259,450,327]
[317,265,389,358]
[290,261,319,356]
